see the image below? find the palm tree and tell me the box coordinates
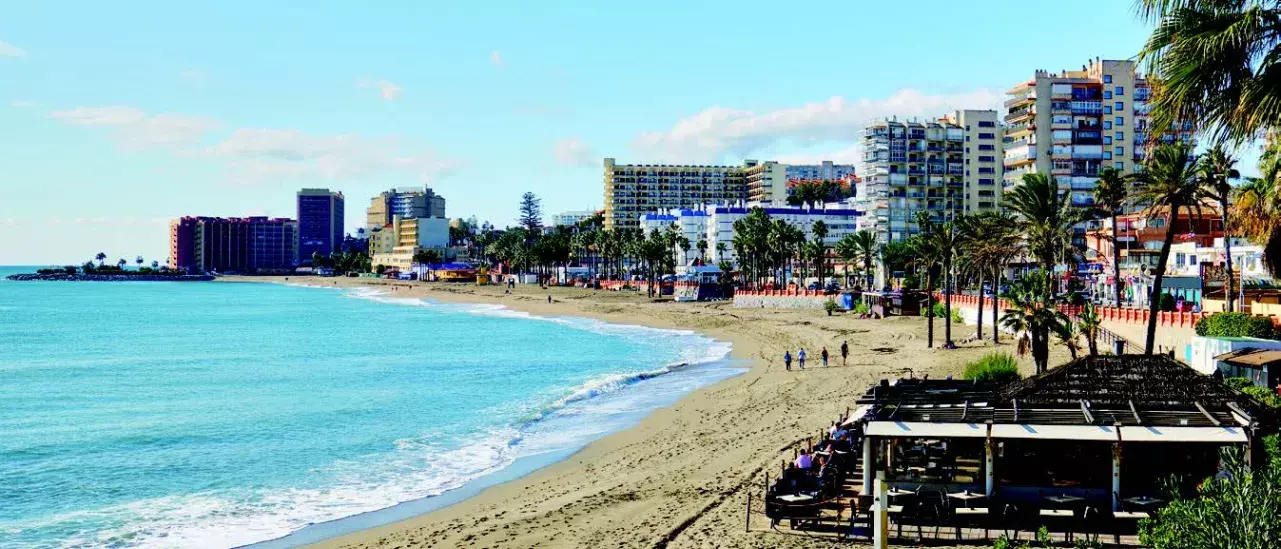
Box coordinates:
[811,220,829,282]
[1136,0,1281,144]
[1003,173,1085,277]
[1093,167,1130,308]
[715,242,727,263]
[1233,172,1281,278]
[1000,270,1069,373]
[135,255,144,268]
[696,238,708,264]
[1078,301,1102,357]
[95,252,106,266]
[911,212,944,348]
[834,233,859,289]
[927,218,966,347]
[959,212,1019,342]
[1129,143,1209,354]
[1199,146,1241,311]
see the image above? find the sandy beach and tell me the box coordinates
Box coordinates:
[223,276,1069,549]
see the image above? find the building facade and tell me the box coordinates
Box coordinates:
[297,188,344,261]
[169,216,298,274]
[704,202,863,266]
[365,186,447,230]
[602,158,785,231]
[552,210,599,228]
[785,161,857,182]
[639,209,710,267]
[858,110,1001,243]
[369,216,450,272]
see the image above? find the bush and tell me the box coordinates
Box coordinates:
[923,302,963,323]
[963,352,1022,385]
[1194,312,1279,340]
[1158,292,1177,312]
[823,299,839,315]
[852,301,871,315]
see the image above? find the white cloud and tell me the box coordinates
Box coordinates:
[0,40,27,58]
[489,50,505,69]
[10,99,38,108]
[358,79,403,101]
[50,106,222,149]
[201,128,458,185]
[553,137,597,167]
[631,88,1004,163]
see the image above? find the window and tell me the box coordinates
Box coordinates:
[1104,151,1113,160]
[1116,86,1124,96]
[1104,136,1113,145]
[1115,146,1124,155]
[978,121,995,128]
[979,155,995,162]
[1105,106,1113,115]
[1104,91,1113,100]
[1115,161,1124,169]
[1115,116,1125,125]
[1116,131,1125,140]
[978,144,995,151]
[1115,101,1124,110]
[978,132,995,139]
[1104,121,1113,130]
[1104,75,1113,84]
[979,178,995,185]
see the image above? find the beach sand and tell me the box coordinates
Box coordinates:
[223,276,1069,549]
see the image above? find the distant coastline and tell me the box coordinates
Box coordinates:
[5,272,215,282]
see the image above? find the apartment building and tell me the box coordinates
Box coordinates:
[169,216,298,273]
[785,161,857,182]
[552,210,599,228]
[857,110,1001,242]
[602,158,784,230]
[366,186,447,230]
[704,201,863,266]
[369,216,450,271]
[639,209,710,266]
[297,188,344,261]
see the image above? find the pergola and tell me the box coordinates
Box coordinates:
[850,355,1272,511]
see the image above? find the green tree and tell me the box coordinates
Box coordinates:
[1094,166,1131,307]
[95,252,106,266]
[810,220,829,281]
[412,248,442,266]
[1078,301,1102,357]
[1136,0,1281,144]
[1139,446,1281,549]
[960,212,1022,342]
[518,192,543,232]
[696,238,707,264]
[1000,270,1069,373]
[1130,143,1209,354]
[911,212,944,348]
[1199,145,1241,311]
[1003,172,1085,276]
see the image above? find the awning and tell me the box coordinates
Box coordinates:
[842,405,872,427]
[1120,426,1248,443]
[990,424,1119,441]
[865,421,987,438]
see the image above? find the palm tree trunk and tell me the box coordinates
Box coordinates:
[992,265,1001,345]
[1111,211,1123,308]
[1223,200,1235,312]
[976,273,985,340]
[1145,203,1183,354]
[943,260,953,346]
[926,272,935,348]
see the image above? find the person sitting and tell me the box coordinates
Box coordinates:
[794,448,813,470]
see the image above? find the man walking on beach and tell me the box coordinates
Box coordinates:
[798,348,806,369]
[840,341,848,366]
[821,347,829,367]
[783,350,792,371]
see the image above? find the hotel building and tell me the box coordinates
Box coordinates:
[603,158,785,230]
[857,110,1002,242]
[639,209,710,266]
[169,216,298,274]
[551,210,599,228]
[785,161,857,182]
[297,188,344,261]
[369,216,450,272]
[638,201,863,268]
[365,186,447,230]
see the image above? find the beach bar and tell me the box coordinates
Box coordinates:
[764,355,1273,544]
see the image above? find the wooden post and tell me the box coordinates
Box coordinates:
[745,492,752,533]
[1112,442,1122,511]
[985,434,995,497]
[873,473,889,549]
[862,435,875,495]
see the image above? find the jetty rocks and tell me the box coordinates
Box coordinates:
[6,273,215,282]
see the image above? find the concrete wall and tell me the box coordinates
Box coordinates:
[733,294,831,310]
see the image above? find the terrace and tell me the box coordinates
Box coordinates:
[757,355,1272,545]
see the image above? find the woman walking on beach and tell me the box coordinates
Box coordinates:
[783,350,792,371]
[821,347,829,367]
[840,341,848,366]
[797,348,806,369]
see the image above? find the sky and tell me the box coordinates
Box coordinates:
[0,1,1259,265]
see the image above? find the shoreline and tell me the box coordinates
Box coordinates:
[221,276,1062,549]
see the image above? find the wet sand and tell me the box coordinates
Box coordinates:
[222,276,1065,548]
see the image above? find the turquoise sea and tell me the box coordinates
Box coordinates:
[0,267,739,548]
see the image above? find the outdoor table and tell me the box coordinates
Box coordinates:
[1044,494,1084,505]
[1038,509,1074,518]
[947,491,986,508]
[1123,496,1164,507]
[777,494,815,503]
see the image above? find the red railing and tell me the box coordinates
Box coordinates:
[929,292,1279,329]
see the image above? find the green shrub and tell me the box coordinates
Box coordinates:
[852,301,871,315]
[923,302,963,323]
[963,352,1022,384]
[1194,312,1279,340]
[823,299,839,315]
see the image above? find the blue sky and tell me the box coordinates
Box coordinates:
[0,1,1254,264]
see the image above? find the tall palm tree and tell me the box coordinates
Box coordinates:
[1234,171,1281,280]
[1137,0,1281,144]
[912,212,944,348]
[811,220,829,282]
[95,252,107,266]
[1078,302,1102,357]
[1000,270,1069,374]
[715,242,727,263]
[1130,143,1209,354]
[1093,167,1130,308]
[925,218,966,347]
[853,230,878,290]
[1004,173,1085,277]
[1199,145,1241,311]
[696,238,708,264]
[834,233,859,289]
[960,212,1017,341]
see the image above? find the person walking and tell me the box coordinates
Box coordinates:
[821,346,829,367]
[798,348,807,369]
[783,350,793,371]
[840,341,849,366]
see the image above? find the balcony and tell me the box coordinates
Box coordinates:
[1005,109,1034,124]
[1005,92,1036,108]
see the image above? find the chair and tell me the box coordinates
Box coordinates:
[1111,491,1151,544]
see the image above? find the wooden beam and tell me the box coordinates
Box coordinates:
[1013,399,1019,423]
[1194,401,1222,427]
[961,400,969,421]
[1226,402,1253,423]
[1128,400,1142,425]
[1080,399,1095,425]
